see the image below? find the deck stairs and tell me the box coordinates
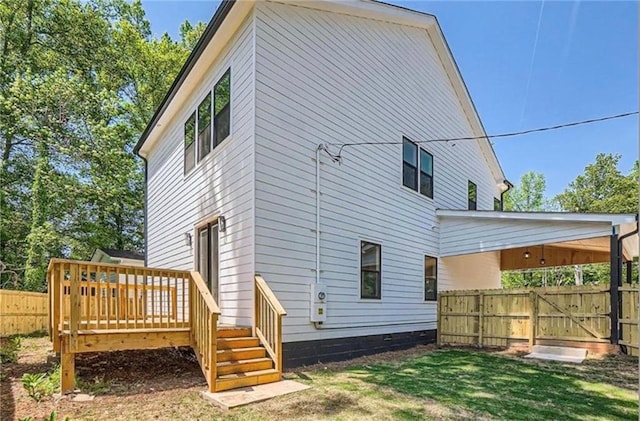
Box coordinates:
[215,327,281,391]
[47,259,286,394]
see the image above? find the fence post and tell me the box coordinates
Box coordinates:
[478,292,484,348]
[529,290,538,350]
[436,293,442,345]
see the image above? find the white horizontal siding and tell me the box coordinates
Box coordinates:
[253,2,499,343]
[439,217,612,256]
[146,14,255,326]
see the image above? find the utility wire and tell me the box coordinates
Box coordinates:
[329,111,639,159]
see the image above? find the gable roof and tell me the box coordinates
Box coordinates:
[134,0,506,186]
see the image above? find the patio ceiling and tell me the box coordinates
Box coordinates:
[437,210,638,269]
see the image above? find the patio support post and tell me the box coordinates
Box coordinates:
[626,261,633,284]
[609,232,620,344]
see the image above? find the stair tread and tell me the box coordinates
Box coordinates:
[217,346,264,354]
[217,357,271,367]
[217,368,279,380]
[218,336,258,341]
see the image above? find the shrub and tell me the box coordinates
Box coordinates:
[21,365,60,401]
[0,336,21,364]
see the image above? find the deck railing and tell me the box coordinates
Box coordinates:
[47,259,192,352]
[189,271,220,392]
[254,275,287,372]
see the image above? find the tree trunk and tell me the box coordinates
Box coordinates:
[574,265,583,285]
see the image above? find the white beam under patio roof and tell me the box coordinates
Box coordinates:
[436,210,638,260]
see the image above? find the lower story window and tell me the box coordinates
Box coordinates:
[424,256,437,301]
[361,241,381,299]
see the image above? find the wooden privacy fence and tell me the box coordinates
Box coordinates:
[438,284,639,355]
[0,289,49,336]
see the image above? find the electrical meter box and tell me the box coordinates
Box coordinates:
[310,283,328,323]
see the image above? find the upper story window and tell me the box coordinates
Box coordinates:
[198,94,212,161]
[361,241,381,299]
[402,137,433,199]
[184,112,196,174]
[424,255,437,301]
[214,70,231,146]
[184,69,231,174]
[494,197,502,211]
[468,180,477,210]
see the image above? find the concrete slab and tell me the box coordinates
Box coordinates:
[525,345,587,363]
[201,380,311,409]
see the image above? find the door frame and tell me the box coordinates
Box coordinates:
[193,214,221,304]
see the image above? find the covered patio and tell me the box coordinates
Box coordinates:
[437,210,638,345]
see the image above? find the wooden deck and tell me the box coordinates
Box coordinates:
[48,259,286,393]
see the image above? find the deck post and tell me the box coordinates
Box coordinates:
[626,261,633,284]
[60,336,75,393]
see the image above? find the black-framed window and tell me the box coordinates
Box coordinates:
[361,241,381,299]
[214,70,230,146]
[197,93,212,161]
[402,137,433,198]
[494,197,501,211]
[468,180,477,210]
[184,112,196,174]
[424,256,437,301]
[184,69,231,174]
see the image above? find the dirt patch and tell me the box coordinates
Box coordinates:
[1,340,216,421]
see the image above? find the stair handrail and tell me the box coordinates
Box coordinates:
[189,271,220,392]
[254,275,287,373]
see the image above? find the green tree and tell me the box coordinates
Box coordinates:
[503,171,549,212]
[555,153,637,214]
[0,0,205,290]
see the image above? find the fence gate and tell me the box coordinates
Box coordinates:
[438,285,627,351]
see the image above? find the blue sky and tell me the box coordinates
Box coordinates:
[142,1,638,197]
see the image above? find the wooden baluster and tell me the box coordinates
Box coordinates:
[80,264,87,330]
[142,270,148,328]
[182,273,186,328]
[52,263,61,353]
[95,265,101,329]
[172,273,178,328]
[125,268,130,328]
[69,263,80,349]
[133,269,139,329]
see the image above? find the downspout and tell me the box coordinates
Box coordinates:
[136,152,149,267]
[500,179,513,211]
[615,217,639,353]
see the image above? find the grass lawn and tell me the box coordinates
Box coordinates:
[1,337,637,420]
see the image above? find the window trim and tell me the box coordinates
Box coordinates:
[197,91,213,162]
[402,136,434,199]
[184,68,232,177]
[424,255,438,302]
[359,240,382,300]
[213,68,231,148]
[183,111,196,175]
[468,180,477,210]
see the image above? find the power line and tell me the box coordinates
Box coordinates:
[329,111,639,158]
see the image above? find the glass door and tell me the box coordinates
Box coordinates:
[196,222,219,302]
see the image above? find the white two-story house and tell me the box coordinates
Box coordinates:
[134,0,638,368]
